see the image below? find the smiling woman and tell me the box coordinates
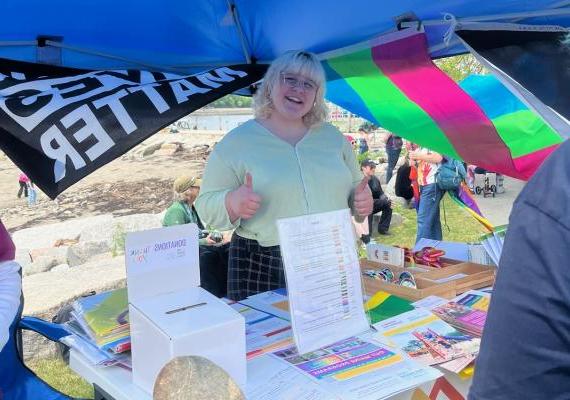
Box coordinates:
[195,50,373,301]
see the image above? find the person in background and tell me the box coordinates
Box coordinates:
[163,175,229,298]
[357,127,369,155]
[196,50,372,301]
[27,181,37,206]
[384,133,403,184]
[17,173,29,199]
[408,146,443,243]
[468,140,570,400]
[360,160,392,243]
[394,158,415,209]
[0,220,21,353]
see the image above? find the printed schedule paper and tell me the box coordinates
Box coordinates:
[277,209,369,354]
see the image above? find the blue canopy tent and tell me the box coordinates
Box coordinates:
[1,1,570,72]
[2,2,570,399]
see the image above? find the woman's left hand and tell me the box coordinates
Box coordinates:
[353,176,373,217]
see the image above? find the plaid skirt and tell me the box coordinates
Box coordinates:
[227,234,285,301]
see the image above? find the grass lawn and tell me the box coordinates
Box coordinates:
[377,193,487,248]
[29,194,486,396]
[26,357,94,399]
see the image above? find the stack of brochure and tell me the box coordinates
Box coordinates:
[225,299,293,359]
[431,290,490,337]
[479,225,508,265]
[431,302,486,337]
[374,308,481,374]
[62,288,131,368]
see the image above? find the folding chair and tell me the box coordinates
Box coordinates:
[0,309,84,400]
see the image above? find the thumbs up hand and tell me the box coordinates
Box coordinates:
[353,176,373,217]
[225,172,262,223]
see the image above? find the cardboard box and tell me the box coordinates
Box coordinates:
[126,224,246,394]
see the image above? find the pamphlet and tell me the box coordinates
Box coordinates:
[239,288,290,321]
[431,291,490,337]
[264,332,442,400]
[227,301,293,359]
[277,209,369,354]
[374,309,480,366]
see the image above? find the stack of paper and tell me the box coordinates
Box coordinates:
[431,290,490,337]
[71,288,130,352]
[239,288,290,321]
[479,225,508,265]
[226,300,293,359]
[63,288,131,367]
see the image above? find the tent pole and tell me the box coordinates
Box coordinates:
[227,0,252,64]
[401,7,570,28]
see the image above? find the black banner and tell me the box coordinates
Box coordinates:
[0,59,267,198]
[457,25,570,130]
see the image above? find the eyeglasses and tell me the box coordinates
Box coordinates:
[280,73,318,92]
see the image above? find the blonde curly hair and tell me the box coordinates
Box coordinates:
[254,50,328,128]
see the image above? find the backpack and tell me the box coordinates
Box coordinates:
[435,157,466,191]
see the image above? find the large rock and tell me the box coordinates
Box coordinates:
[30,246,70,264]
[114,213,163,234]
[372,212,404,232]
[67,241,111,267]
[22,255,126,318]
[389,212,404,229]
[23,256,59,276]
[12,215,113,250]
[79,213,163,246]
[14,247,32,269]
[141,141,164,157]
[155,142,182,156]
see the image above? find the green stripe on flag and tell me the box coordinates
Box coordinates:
[493,110,563,158]
[327,50,460,158]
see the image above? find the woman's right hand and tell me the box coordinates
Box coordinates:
[225,172,261,223]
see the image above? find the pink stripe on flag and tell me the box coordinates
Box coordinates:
[512,144,560,180]
[372,33,524,179]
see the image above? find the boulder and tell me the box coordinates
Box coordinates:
[156,142,182,156]
[372,212,404,232]
[12,215,113,250]
[141,141,164,157]
[389,212,404,229]
[50,263,70,273]
[67,241,111,267]
[22,255,126,318]
[114,213,162,234]
[14,247,32,269]
[23,256,59,276]
[30,246,69,264]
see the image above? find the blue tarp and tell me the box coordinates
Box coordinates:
[1,1,570,72]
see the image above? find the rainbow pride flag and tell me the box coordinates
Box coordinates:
[324,29,563,180]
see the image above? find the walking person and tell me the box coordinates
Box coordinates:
[16,173,29,198]
[196,50,372,301]
[409,147,443,243]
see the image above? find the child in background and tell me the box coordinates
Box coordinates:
[27,182,37,206]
